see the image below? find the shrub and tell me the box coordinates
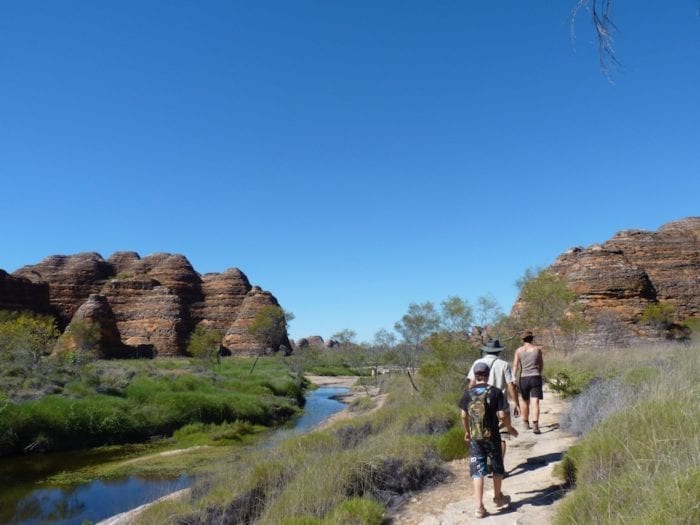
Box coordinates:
[554,343,700,524]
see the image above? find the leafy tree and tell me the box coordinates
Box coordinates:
[440,296,473,333]
[475,294,504,328]
[331,328,357,346]
[188,324,223,373]
[0,311,60,370]
[517,269,578,351]
[394,301,441,391]
[248,306,294,352]
[372,328,396,352]
[248,306,294,373]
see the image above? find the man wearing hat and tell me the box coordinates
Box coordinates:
[467,339,520,459]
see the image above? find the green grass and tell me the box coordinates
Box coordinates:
[553,343,700,524]
[0,358,305,456]
[137,376,459,524]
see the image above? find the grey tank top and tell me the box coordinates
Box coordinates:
[519,347,541,377]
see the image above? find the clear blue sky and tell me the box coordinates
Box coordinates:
[1,2,698,343]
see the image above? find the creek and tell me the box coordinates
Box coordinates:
[0,386,349,525]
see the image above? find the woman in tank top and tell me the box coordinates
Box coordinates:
[512,331,544,434]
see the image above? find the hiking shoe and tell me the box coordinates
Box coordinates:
[493,493,511,508]
[475,507,488,518]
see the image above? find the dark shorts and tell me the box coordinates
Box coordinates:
[469,439,505,479]
[520,375,543,401]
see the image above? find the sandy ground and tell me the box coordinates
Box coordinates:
[389,390,577,524]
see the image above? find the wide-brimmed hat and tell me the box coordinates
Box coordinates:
[481,339,505,353]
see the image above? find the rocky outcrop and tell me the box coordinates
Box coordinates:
[58,294,125,357]
[2,252,290,357]
[526,217,700,344]
[0,270,51,314]
[192,269,252,332]
[603,218,700,320]
[14,253,113,328]
[222,287,292,356]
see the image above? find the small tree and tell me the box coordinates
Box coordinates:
[248,306,293,351]
[188,324,223,373]
[331,329,357,347]
[640,302,676,337]
[0,311,60,371]
[440,296,473,333]
[394,301,441,391]
[475,294,504,329]
[517,269,578,351]
[248,306,293,373]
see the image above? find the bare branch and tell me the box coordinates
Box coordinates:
[571,0,621,82]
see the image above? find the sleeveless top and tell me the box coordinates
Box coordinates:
[518,346,541,377]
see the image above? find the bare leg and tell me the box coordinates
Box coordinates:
[493,474,503,499]
[532,398,541,433]
[520,399,530,429]
[474,476,485,510]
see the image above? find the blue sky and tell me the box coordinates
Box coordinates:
[1,1,698,343]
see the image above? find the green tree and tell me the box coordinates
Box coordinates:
[372,328,397,351]
[440,296,473,333]
[517,269,579,351]
[0,311,60,370]
[394,301,441,391]
[475,294,504,328]
[248,306,294,352]
[331,328,357,346]
[188,324,223,373]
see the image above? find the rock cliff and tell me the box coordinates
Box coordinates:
[529,217,700,344]
[4,252,290,357]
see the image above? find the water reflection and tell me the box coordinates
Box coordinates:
[6,476,190,525]
[1,385,349,524]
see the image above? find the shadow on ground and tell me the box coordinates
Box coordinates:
[507,452,563,478]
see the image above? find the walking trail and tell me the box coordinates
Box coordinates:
[389,390,576,525]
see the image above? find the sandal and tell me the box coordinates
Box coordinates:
[493,493,511,508]
[475,507,488,518]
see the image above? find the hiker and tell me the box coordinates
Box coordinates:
[460,361,519,518]
[512,331,544,434]
[467,339,520,458]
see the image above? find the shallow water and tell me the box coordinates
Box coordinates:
[0,385,349,524]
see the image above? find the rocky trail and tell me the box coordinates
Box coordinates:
[389,390,576,525]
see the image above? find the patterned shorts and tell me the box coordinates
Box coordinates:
[469,439,505,478]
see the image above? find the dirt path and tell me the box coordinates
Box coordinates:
[390,391,576,524]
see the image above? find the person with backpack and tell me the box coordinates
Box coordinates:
[512,331,544,434]
[467,339,520,459]
[460,361,519,518]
